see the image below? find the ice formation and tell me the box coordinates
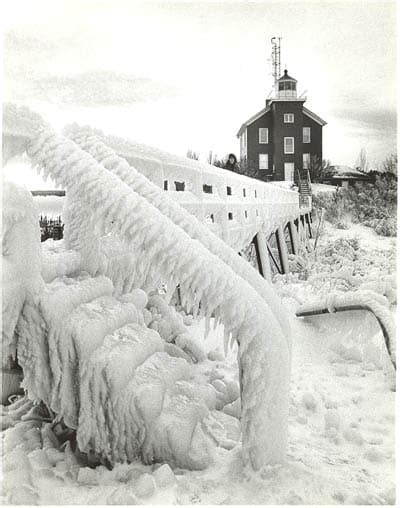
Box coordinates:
[297,290,396,369]
[63,123,291,338]
[2,179,43,365]
[2,103,292,471]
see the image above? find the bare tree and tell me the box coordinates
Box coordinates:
[355,148,369,173]
[186,149,199,160]
[309,156,332,183]
[381,153,397,176]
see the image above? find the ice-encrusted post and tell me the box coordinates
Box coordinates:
[238,324,291,469]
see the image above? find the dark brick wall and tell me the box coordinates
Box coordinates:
[245,111,274,182]
[243,101,324,182]
[270,101,304,180]
[302,114,323,166]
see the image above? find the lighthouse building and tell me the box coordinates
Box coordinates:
[237,69,326,182]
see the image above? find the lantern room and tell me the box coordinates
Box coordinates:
[276,69,297,99]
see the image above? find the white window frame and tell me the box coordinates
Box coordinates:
[303,153,310,169]
[259,153,269,170]
[303,127,311,143]
[284,113,294,123]
[284,137,294,154]
[259,127,268,144]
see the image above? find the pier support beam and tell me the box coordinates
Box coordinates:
[253,232,272,281]
[276,226,290,274]
[305,213,313,238]
[288,220,299,255]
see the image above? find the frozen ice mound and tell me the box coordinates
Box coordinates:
[41,239,82,282]
[16,273,216,470]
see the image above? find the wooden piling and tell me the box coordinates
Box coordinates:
[276,226,289,274]
[288,220,299,255]
[253,232,272,281]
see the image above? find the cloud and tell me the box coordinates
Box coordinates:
[333,103,396,136]
[5,69,179,107]
[4,31,178,107]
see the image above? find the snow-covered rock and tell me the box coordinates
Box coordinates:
[153,464,176,488]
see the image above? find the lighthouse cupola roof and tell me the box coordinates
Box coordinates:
[277,69,297,82]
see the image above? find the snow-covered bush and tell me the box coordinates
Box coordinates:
[312,189,345,224]
[313,176,397,237]
[364,217,397,237]
[275,234,396,307]
[335,220,351,230]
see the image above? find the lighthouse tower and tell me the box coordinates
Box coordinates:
[237,40,327,184]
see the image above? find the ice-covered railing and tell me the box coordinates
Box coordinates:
[3,104,291,470]
[83,131,301,251]
[296,290,396,370]
[64,124,289,337]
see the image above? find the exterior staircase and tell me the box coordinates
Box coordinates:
[297,169,312,209]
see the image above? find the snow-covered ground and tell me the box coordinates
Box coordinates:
[1,221,396,505]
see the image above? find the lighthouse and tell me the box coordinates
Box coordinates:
[237,40,326,183]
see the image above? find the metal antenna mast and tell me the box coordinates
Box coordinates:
[271,37,281,91]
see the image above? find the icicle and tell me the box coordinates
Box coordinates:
[230,331,237,350]
[223,326,230,357]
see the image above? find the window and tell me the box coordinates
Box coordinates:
[303,153,310,169]
[259,153,269,170]
[227,186,232,196]
[228,212,233,221]
[203,184,213,194]
[244,210,248,219]
[174,181,185,191]
[243,188,246,197]
[279,81,296,92]
[254,190,257,198]
[303,127,311,143]
[284,137,294,154]
[163,180,168,191]
[284,113,294,123]
[259,128,268,144]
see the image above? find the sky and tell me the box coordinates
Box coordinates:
[2,0,397,189]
